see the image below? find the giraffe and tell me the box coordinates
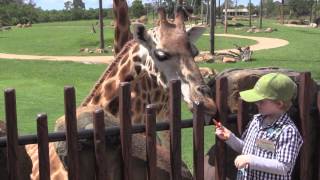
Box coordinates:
[79,7,217,122]
[24,7,217,179]
[0,121,33,180]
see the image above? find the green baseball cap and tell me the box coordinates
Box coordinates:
[239,73,297,102]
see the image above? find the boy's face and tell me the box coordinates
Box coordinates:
[255,99,284,116]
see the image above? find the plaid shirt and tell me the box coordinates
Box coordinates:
[237,113,303,180]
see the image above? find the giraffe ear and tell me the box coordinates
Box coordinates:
[132,23,152,47]
[187,26,206,43]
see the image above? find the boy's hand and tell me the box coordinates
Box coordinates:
[214,121,231,141]
[234,155,251,169]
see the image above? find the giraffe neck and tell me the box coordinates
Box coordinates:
[26,143,68,180]
[82,40,169,124]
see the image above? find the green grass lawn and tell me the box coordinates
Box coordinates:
[0,18,319,170]
[0,19,256,56]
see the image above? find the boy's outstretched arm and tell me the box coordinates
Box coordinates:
[214,120,244,153]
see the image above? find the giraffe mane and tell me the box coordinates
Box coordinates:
[81,39,138,106]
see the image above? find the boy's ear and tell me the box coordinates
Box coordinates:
[187,26,206,43]
[276,100,286,109]
[132,23,152,47]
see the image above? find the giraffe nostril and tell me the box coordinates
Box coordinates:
[196,85,212,96]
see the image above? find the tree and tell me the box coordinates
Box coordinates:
[73,0,85,9]
[221,0,234,8]
[64,1,73,10]
[265,0,276,17]
[288,0,312,17]
[131,0,146,18]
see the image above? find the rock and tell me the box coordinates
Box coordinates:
[288,19,303,25]
[3,27,11,30]
[110,20,115,26]
[254,29,262,33]
[199,67,218,79]
[314,17,320,27]
[195,53,214,63]
[246,28,253,33]
[94,48,105,54]
[223,56,236,63]
[84,48,90,53]
[265,27,273,32]
[138,15,148,24]
[310,23,317,28]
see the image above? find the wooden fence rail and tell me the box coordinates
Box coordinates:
[1,74,320,180]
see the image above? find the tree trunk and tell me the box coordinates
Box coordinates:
[259,0,263,29]
[218,0,221,19]
[249,0,252,27]
[224,0,228,33]
[210,0,216,55]
[207,0,210,24]
[280,0,284,24]
[99,0,104,49]
[201,1,204,24]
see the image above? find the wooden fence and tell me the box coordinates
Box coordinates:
[1,80,221,180]
[0,72,319,180]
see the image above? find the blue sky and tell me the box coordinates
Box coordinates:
[34,0,263,10]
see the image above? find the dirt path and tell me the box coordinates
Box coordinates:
[202,34,289,53]
[283,24,311,28]
[0,34,289,64]
[0,53,115,64]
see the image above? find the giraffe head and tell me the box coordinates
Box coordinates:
[132,7,217,117]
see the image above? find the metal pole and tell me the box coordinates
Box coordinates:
[210,0,216,54]
[99,0,104,49]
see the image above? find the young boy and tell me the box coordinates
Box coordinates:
[215,73,303,179]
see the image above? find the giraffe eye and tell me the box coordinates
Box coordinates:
[154,49,170,61]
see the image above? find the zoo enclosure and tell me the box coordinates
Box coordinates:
[0,72,319,180]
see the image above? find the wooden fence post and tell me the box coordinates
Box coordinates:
[237,99,249,135]
[119,82,132,179]
[317,91,320,180]
[64,86,79,180]
[215,77,228,180]
[298,72,313,180]
[193,101,204,180]
[4,88,20,180]
[146,104,157,180]
[169,80,182,180]
[93,109,107,180]
[36,113,50,180]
